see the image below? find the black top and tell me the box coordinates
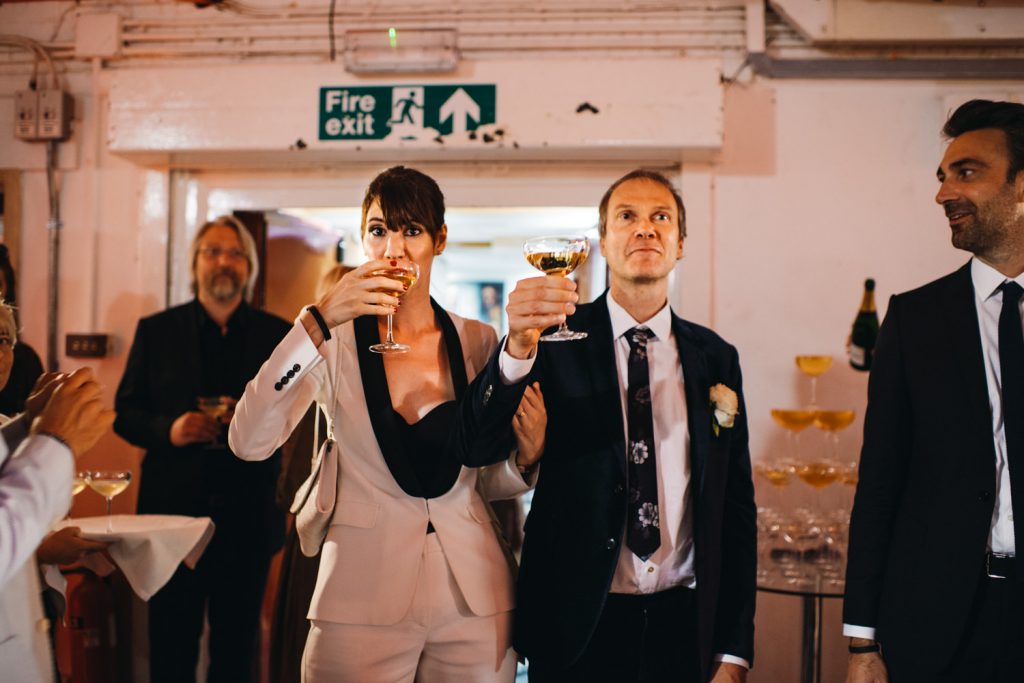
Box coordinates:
[392,401,458,499]
[354,299,468,499]
[194,298,250,401]
[0,341,43,415]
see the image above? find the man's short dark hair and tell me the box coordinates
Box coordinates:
[361,166,445,243]
[598,169,686,240]
[943,99,1024,182]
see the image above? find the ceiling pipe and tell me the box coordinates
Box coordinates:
[748,53,1024,80]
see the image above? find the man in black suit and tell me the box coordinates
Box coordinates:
[115,215,290,683]
[844,100,1024,683]
[458,170,755,682]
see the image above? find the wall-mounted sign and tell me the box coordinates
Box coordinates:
[319,84,496,141]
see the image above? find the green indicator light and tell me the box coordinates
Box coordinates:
[388,27,397,49]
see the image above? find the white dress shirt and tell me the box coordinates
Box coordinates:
[844,257,1024,641]
[500,294,748,669]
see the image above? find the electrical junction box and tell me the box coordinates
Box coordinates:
[38,89,73,140]
[65,333,109,358]
[14,90,38,140]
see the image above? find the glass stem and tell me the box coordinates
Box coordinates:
[107,497,113,532]
[386,313,395,344]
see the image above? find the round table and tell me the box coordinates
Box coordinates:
[757,574,843,683]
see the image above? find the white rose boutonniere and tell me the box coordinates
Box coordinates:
[709,383,739,436]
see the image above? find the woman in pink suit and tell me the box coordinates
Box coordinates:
[230,166,543,683]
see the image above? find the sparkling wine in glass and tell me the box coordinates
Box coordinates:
[72,473,88,497]
[523,236,590,342]
[814,409,856,460]
[198,396,229,447]
[369,262,420,354]
[795,355,833,408]
[87,470,132,533]
[770,408,817,459]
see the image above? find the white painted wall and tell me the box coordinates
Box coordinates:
[3,3,1024,680]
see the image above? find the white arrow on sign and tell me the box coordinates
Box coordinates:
[439,88,481,135]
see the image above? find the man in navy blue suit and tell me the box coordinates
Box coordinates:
[844,100,1024,683]
[457,170,756,682]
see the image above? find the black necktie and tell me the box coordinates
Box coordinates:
[998,280,1024,567]
[625,326,661,561]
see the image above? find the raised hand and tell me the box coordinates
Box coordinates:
[32,367,115,458]
[506,276,578,359]
[300,259,409,347]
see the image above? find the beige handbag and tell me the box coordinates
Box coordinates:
[289,345,341,557]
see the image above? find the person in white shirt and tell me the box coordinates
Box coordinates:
[0,366,115,683]
[844,99,1024,683]
[453,169,756,683]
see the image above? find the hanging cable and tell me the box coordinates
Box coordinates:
[328,0,338,61]
[45,140,62,372]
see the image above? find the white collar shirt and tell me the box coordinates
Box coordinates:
[971,257,1024,555]
[605,294,696,594]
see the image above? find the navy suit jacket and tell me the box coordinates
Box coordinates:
[456,292,756,677]
[844,261,1003,675]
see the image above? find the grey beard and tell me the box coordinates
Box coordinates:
[205,273,243,303]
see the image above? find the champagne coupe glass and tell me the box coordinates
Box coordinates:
[523,236,590,342]
[369,261,421,354]
[753,457,794,513]
[197,396,228,447]
[72,472,89,497]
[813,409,857,461]
[87,470,133,533]
[795,355,833,408]
[770,409,817,460]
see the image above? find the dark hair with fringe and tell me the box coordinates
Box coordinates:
[360,166,445,243]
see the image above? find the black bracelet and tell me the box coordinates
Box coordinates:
[306,305,332,342]
[848,644,880,654]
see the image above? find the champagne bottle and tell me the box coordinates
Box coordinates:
[849,278,879,371]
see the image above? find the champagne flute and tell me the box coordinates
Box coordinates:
[369,261,420,354]
[86,470,133,533]
[795,355,833,408]
[197,396,228,447]
[523,236,590,342]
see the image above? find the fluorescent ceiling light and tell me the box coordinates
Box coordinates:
[344,28,458,74]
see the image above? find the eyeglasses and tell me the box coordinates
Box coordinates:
[198,246,247,262]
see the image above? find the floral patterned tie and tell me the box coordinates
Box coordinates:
[625,326,660,561]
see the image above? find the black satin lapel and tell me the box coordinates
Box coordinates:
[432,299,467,492]
[673,315,711,498]
[944,263,994,446]
[585,294,627,479]
[353,316,422,497]
[433,298,468,399]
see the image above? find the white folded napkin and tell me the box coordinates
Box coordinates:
[53,514,215,601]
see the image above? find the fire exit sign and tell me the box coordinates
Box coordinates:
[318,84,496,141]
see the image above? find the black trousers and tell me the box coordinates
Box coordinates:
[923,574,1024,683]
[528,586,702,683]
[148,533,271,683]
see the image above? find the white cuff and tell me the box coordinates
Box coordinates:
[498,337,536,385]
[842,624,877,640]
[713,654,750,669]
